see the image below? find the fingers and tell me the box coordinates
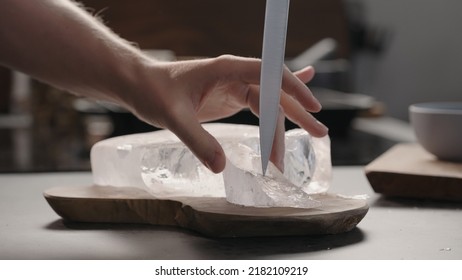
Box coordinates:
[282,66,329,136]
[280,93,328,137]
[225,56,321,107]
[281,66,328,136]
[213,55,262,83]
[281,66,321,113]
[226,57,328,138]
[165,106,226,174]
[220,55,322,115]
[293,66,316,84]
[246,84,328,138]
[159,56,327,174]
[244,87,284,171]
[269,107,285,172]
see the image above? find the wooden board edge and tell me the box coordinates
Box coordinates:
[365,170,462,202]
[44,186,369,237]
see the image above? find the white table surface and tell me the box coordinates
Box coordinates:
[0,167,461,260]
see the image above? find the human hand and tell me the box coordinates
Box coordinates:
[0,1,326,174]
[127,55,328,173]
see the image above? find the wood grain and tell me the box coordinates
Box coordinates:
[365,143,462,201]
[44,185,368,237]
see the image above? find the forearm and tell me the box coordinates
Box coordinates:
[0,0,150,106]
[0,0,328,174]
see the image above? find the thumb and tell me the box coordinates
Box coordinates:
[166,114,226,174]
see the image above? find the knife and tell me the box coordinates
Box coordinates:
[259,0,290,175]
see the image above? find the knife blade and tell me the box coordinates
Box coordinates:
[259,0,290,175]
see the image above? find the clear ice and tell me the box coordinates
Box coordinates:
[91,123,331,208]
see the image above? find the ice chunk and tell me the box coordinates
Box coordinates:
[91,124,258,197]
[140,142,225,197]
[220,128,330,208]
[90,123,331,208]
[222,142,321,208]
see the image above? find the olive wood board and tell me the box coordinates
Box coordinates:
[365,143,462,201]
[44,185,368,238]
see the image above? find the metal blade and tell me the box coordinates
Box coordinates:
[259,0,290,175]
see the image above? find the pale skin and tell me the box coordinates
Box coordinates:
[0,0,328,173]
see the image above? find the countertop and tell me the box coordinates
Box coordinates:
[1,166,461,260]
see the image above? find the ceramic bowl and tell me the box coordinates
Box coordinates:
[409,102,462,161]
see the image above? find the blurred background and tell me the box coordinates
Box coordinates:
[1,0,461,172]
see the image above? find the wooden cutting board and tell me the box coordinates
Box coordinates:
[44,186,368,237]
[365,143,462,201]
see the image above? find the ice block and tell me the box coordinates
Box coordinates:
[90,123,331,208]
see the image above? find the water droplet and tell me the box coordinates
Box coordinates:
[440,248,452,252]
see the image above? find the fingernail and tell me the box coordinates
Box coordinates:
[307,88,322,111]
[317,120,329,135]
[314,100,322,112]
[204,149,225,174]
[203,153,216,172]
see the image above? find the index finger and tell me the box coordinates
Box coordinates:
[281,66,321,112]
[227,56,322,113]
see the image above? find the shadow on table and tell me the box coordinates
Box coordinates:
[45,219,366,259]
[197,228,365,259]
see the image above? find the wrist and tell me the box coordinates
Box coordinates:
[109,53,171,123]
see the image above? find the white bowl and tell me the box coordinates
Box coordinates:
[409,102,462,162]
